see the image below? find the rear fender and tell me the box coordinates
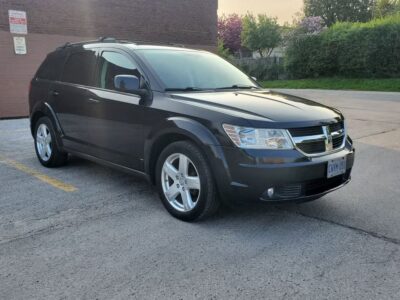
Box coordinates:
[30,102,64,148]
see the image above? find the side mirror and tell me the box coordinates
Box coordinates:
[114,75,140,93]
[251,76,257,82]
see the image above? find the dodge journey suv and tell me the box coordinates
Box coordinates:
[29,38,355,221]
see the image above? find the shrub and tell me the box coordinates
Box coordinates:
[285,14,400,78]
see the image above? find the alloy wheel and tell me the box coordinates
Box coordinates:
[161,153,201,212]
[36,123,52,161]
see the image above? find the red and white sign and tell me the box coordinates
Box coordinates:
[9,10,28,34]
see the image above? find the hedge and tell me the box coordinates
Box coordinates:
[285,14,400,78]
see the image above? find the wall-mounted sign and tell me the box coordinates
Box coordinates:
[13,36,27,55]
[9,10,28,34]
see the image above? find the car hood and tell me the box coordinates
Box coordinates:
[170,90,342,124]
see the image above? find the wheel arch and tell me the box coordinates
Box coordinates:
[145,117,223,185]
[30,102,64,148]
[31,102,62,132]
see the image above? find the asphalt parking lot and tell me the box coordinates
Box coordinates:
[1,89,400,299]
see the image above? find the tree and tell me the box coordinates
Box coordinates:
[218,14,243,54]
[283,16,326,48]
[241,14,282,57]
[217,38,232,59]
[374,0,400,17]
[304,0,375,26]
[298,16,326,34]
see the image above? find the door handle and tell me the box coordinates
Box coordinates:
[88,98,100,103]
[52,91,59,96]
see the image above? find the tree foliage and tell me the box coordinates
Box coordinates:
[298,16,327,34]
[374,0,400,17]
[218,14,243,53]
[217,38,232,59]
[304,0,375,26]
[241,14,282,57]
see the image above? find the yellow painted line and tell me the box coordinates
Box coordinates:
[0,156,77,192]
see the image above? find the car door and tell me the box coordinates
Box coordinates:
[52,47,98,152]
[81,48,149,169]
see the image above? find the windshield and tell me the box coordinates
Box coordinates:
[136,49,258,91]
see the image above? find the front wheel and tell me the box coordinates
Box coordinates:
[156,141,220,221]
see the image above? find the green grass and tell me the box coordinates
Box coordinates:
[261,78,400,92]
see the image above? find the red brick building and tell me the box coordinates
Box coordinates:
[0,0,218,118]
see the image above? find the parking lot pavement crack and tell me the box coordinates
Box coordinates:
[354,128,400,140]
[333,105,400,114]
[279,208,400,246]
[350,118,400,125]
[0,206,132,246]
[364,248,400,265]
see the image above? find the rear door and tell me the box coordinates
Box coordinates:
[52,48,98,152]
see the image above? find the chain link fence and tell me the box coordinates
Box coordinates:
[231,57,287,81]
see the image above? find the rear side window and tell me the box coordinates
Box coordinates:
[61,50,96,86]
[36,52,65,81]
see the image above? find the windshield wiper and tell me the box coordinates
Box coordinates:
[165,87,205,92]
[215,84,260,90]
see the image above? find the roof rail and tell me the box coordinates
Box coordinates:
[56,37,185,50]
[98,37,117,42]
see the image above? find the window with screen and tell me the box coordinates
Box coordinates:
[61,50,96,86]
[97,51,140,91]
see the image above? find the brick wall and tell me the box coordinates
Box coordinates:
[0,0,218,118]
[0,31,95,118]
[0,0,218,46]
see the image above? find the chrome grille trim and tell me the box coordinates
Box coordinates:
[292,134,326,144]
[287,122,347,157]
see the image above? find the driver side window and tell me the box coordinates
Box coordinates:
[98,51,140,92]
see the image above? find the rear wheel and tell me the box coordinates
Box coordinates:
[34,116,68,167]
[156,141,219,221]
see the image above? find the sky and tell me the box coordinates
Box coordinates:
[218,0,304,24]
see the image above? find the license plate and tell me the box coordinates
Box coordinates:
[327,157,346,178]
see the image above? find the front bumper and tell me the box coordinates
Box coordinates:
[210,140,355,204]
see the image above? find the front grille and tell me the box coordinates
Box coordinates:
[297,141,326,154]
[261,170,350,200]
[329,121,344,132]
[332,136,343,148]
[275,184,302,199]
[289,126,323,137]
[288,122,346,155]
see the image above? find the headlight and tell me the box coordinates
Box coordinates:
[223,124,293,149]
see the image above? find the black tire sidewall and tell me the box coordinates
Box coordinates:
[156,141,216,221]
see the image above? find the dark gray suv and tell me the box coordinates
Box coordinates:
[29,38,355,221]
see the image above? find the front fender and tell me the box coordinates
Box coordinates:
[147,117,219,146]
[144,117,233,190]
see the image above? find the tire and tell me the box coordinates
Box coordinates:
[156,141,220,221]
[34,116,68,168]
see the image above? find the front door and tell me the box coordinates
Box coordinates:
[81,49,148,169]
